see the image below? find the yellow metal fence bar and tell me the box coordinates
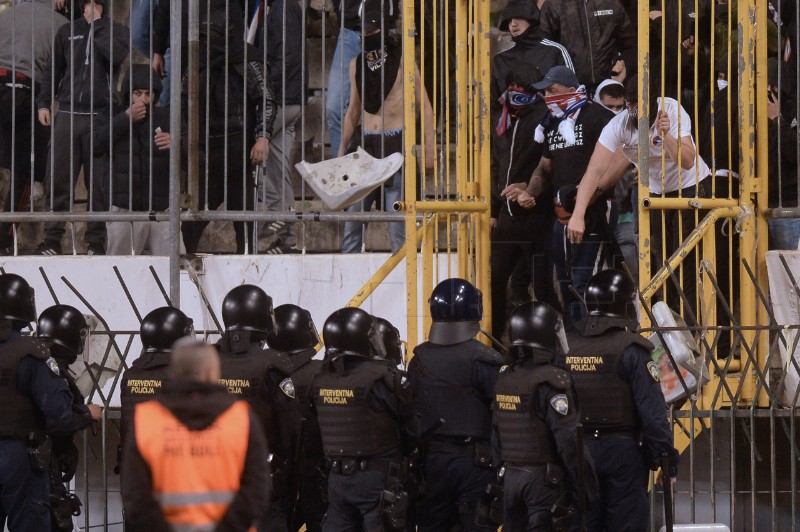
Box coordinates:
[637,0,653,328]
[753,0,770,407]
[736,0,758,405]
[641,207,741,301]
[402,0,419,350]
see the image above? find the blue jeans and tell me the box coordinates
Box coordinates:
[768,218,800,250]
[341,173,404,253]
[553,205,617,327]
[325,28,361,157]
[130,0,153,55]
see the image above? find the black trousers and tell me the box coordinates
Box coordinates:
[582,436,649,532]
[416,452,496,531]
[0,440,50,531]
[43,111,107,247]
[0,85,49,247]
[181,131,254,254]
[490,210,558,339]
[323,469,388,531]
[503,466,562,531]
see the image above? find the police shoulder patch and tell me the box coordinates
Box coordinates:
[549,393,569,416]
[279,377,295,398]
[646,361,660,383]
[45,357,61,376]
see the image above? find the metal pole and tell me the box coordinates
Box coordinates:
[169,0,184,305]
[475,0,491,339]
[402,0,419,350]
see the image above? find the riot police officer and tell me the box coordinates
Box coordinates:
[120,306,194,438]
[265,304,326,531]
[373,316,404,368]
[563,269,679,531]
[37,304,98,531]
[310,307,419,531]
[0,274,101,530]
[216,284,285,528]
[407,278,504,530]
[492,301,597,530]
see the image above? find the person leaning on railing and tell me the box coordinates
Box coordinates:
[566,75,712,315]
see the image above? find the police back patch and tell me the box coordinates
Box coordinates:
[279,378,296,398]
[550,394,569,416]
[46,357,61,376]
[647,361,660,383]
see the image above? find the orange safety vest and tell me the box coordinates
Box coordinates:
[134,399,255,532]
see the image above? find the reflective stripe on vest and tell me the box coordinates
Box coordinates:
[134,400,250,529]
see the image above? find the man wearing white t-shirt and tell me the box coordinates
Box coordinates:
[567,81,711,312]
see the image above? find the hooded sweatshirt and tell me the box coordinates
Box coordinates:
[36,6,129,113]
[0,0,69,81]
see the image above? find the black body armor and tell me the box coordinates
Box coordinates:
[0,337,52,439]
[412,339,502,438]
[313,360,401,458]
[493,364,571,466]
[565,326,651,430]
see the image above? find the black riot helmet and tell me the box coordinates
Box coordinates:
[584,269,637,320]
[0,273,36,323]
[140,307,194,353]
[267,304,320,354]
[507,301,568,363]
[373,316,403,366]
[37,305,89,364]
[323,307,386,361]
[221,285,276,338]
[428,278,483,345]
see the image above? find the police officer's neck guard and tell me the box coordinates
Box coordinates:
[510,345,554,367]
[428,320,480,346]
[221,329,266,354]
[577,313,638,337]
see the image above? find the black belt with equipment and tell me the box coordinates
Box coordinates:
[584,428,640,439]
[328,457,395,476]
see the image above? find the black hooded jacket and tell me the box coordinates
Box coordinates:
[37,12,129,112]
[491,24,572,218]
[92,65,170,211]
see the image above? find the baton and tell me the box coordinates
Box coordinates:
[662,451,673,532]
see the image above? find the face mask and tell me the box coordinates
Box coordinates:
[717,79,728,91]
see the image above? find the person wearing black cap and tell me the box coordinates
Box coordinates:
[489,0,572,339]
[407,278,504,530]
[338,0,435,254]
[503,65,616,329]
[562,268,678,531]
[35,0,130,256]
[91,64,178,255]
[491,301,597,530]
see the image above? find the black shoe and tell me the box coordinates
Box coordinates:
[87,244,105,256]
[34,240,61,256]
[263,242,299,255]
